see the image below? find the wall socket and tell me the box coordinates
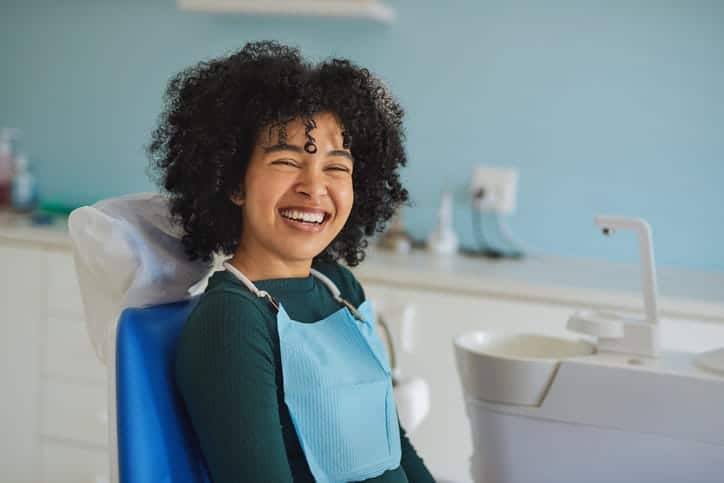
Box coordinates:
[470,166,519,214]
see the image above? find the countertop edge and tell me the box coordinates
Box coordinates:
[353,267,724,323]
[2,220,722,323]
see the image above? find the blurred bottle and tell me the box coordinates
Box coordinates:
[426,190,458,255]
[377,208,412,254]
[0,128,18,207]
[11,153,38,213]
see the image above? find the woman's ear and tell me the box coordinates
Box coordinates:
[230,191,245,207]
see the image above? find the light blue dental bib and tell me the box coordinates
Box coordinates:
[277,300,401,482]
[222,263,401,483]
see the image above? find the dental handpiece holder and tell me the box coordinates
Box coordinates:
[566,216,660,357]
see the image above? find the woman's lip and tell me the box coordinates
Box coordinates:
[278,211,329,232]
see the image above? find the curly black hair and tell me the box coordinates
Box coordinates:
[148,41,408,267]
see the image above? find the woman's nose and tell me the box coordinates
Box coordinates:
[295,167,328,200]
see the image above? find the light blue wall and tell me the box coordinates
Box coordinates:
[2,0,723,271]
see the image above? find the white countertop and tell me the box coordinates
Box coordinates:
[0,210,72,250]
[2,209,722,322]
[351,248,724,323]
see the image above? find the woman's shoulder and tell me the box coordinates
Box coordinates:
[202,269,259,298]
[313,260,366,306]
[196,270,266,310]
[175,273,279,398]
[181,271,273,341]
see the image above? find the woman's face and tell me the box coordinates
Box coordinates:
[234,112,354,272]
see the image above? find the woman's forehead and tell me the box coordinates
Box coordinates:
[259,113,345,145]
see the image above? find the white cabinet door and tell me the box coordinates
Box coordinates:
[40,442,109,483]
[362,281,578,483]
[0,244,46,483]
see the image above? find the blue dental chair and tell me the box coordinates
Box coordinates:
[115,297,211,483]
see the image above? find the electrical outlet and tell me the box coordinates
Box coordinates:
[470,166,519,214]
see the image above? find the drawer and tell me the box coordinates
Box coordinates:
[41,379,108,447]
[45,316,105,382]
[47,251,85,316]
[41,441,110,483]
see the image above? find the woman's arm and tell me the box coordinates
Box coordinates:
[175,292,294,482]
[399,424,436,482]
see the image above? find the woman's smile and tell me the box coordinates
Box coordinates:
[278,206,331,232]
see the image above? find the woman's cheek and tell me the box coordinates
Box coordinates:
[339,186,354,218]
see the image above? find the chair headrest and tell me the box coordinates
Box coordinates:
[68,193,212,363]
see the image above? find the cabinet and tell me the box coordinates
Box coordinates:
[0,239,109,483]
[0,245,44,483]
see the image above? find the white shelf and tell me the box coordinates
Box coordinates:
[176,0,396,23]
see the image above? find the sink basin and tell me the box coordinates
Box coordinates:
[454,332,595,406]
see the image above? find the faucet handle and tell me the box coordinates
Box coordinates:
[567,309,660,357]
[567,310,625,339]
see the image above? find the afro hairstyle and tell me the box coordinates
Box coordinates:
[148,40,409,267]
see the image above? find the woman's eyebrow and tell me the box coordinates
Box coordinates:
[265,144,353,161]
[328,150,353,161]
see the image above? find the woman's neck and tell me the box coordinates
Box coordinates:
[229,244,312,281]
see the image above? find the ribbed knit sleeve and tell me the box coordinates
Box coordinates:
[175,291,295,483]
[398,425,436,483]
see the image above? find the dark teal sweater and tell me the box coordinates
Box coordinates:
[175,261,436,482]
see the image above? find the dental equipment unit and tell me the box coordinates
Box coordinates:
[454,216,724,483]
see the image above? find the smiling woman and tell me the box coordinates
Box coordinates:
[229,113,356,279]
[148,41,435,483]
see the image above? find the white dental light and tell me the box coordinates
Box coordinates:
[566,216,660,357]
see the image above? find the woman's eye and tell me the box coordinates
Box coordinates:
[272,159,299,167]
[326,165,351,173]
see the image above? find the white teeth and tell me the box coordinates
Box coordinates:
[280,209,325,224]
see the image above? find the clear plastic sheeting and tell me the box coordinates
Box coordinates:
[67,192,212,363]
